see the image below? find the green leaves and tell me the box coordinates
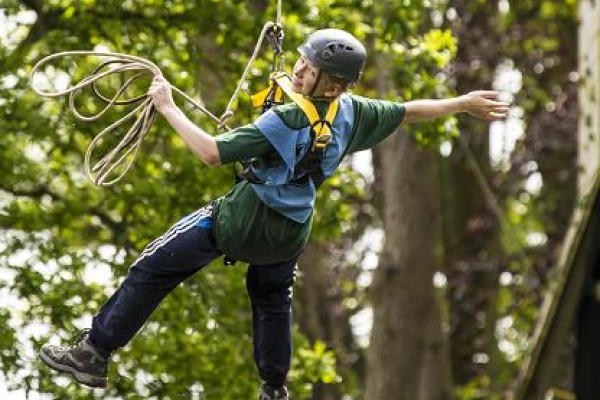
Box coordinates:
[0,0,471,398]
[422,29,457,69]
[290,337,340,397]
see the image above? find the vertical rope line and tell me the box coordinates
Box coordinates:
[219,0,286,127]
[277,0,282,26]
[218,21,276,127]
[277,0,285,71]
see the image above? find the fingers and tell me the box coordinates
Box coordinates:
[152,74,165,85]
[482,95,509,118]
[472,90,500,99]
[147,75,170,96]
[146,74,175,113]
[487,111,508,121]
[149,75,167,87]
[469,91,510,107]
[489,104,510,113]
[491,102,510,109]
[463,90,511,121]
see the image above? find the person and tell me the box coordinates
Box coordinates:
[39,28,508,400]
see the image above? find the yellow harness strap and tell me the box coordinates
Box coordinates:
[251,84,284,108]
[254,72,339,151]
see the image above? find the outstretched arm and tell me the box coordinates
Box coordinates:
[147,75,221,166]
[403,91,509,124]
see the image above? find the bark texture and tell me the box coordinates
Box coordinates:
[365,133,451,400]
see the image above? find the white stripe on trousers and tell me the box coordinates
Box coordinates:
[131,206,213,267]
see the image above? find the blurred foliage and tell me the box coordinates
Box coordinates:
[497,0,579,386]
[442,0,578,397]
[1,0,578,398]
[0,0,458,398]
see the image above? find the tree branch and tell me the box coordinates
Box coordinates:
[1,185,124,234]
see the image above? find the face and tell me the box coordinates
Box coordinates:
[291,56,321,96]
[291,55,342,98]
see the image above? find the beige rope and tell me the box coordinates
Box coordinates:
[30,51,230,186]
[30,1,286,186]
[218,0,285,127]
[218,21,282,128]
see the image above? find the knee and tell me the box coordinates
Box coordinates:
[246,267,295,306]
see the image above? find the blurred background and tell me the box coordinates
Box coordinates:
[1,0,598,399]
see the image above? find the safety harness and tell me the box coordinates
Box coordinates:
[239,71,340,188]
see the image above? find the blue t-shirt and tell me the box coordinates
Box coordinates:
[213,94,405,264]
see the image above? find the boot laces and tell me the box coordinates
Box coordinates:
[57,328,91,351]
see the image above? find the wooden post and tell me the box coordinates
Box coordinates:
[510,1,600,398]
[578,0,600,197]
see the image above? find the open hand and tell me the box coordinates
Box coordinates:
[460,91,510,121]
[147,75,175,114]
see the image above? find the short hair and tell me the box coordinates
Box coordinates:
[322,71,351,93]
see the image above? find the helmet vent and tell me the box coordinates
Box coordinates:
[322,43,337,59]
[322,42,355,59]
[298,29,366,82]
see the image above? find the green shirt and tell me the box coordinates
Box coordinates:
[213,94,405,265]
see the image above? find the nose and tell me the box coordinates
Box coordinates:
[294,60,307,76]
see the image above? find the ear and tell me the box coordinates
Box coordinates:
[323,83,343,98]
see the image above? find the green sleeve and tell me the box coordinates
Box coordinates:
[346,95,406,153]
[215,123,275,164]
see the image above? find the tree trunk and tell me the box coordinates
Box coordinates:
[296,241,364,400]
[440,130,503,384]
[365,133,451,400]
[443,1,505,385]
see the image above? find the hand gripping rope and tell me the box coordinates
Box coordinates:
[29,0,284,186]
[30,51,232,186]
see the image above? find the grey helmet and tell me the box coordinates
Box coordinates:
[298,29,366,83]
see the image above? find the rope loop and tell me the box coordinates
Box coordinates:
[29,0,286,186]
[30,51,229,186]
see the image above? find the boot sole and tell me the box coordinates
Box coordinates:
[39,350,107,388]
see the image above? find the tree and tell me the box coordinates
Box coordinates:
[441,1,506,391]
[363,2,457,399]
[443,0,578,396]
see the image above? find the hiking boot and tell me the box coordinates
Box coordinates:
[259,383,289,400]
[39,329,109,388]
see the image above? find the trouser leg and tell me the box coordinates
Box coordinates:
[246,258,297,387]
[89,205,220,353]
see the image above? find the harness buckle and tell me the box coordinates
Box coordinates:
[313,133,332,150]
[311,120,333,150]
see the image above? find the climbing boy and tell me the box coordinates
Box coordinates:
[39,29,508,400]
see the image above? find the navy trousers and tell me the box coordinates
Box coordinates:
[89,204,296,387]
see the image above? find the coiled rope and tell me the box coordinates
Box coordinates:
[30,51,231,186]
[29,0,284,186]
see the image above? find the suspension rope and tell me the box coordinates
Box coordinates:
[217,21,280,128]
[218,0,284,127]
[276,0,282,26]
